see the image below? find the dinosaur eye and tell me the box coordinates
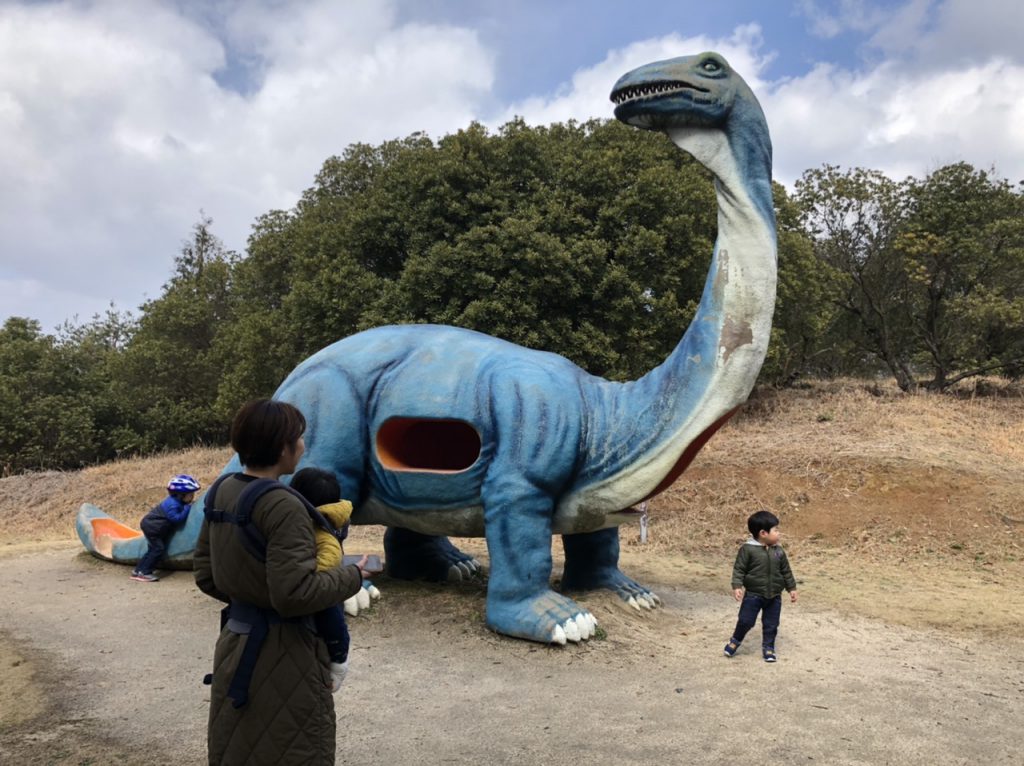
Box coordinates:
[701,59,721,73]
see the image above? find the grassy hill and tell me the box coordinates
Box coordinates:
[2,378,1021,635]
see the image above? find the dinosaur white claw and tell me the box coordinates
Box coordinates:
[627,595,641,611]
[574,613,591,639]
[343,595,358,616]
[588,613,598,633]
[447,564,463,582]
[356,587,370,610]
[564,618,581,643]
[551,624,567,645]
[366,584,381,600]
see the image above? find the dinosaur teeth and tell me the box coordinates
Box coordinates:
[613,80,711,106]
[616,84,683,104]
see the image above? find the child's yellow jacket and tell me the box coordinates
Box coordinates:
[314,500,354,571]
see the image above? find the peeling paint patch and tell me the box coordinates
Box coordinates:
[720,315,753,363]
[712,248,730,299]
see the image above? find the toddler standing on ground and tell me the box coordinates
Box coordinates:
[289,467,356,692]
[723,510,798,662]
[132,474,200,582]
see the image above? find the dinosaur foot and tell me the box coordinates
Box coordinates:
[343,580,382,617]
[383,527,482,583]
[561,528,660,611]
[562,568,661,611]
[486,590,598,645]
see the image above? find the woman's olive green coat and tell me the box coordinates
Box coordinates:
[195,474,363,766]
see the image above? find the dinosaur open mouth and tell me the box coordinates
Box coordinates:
[611,80,709,106]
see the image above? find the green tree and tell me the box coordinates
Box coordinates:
[762,181,837,384]
[349,119,720,380]
[55,306,138,461]
[231,119,727,384]
[796,163,1024,390]
[0,317,104,473]
[112,215,237,452]
[796,165,920,389]
[897,163,1024,387]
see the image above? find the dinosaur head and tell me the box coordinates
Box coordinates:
[610,51,751,131]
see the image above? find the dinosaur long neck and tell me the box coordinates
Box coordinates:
[578,119,777,507]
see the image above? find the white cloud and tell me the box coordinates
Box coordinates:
[2,0,1022,332]
[495,24,773,128]
[870,0,1024,68]
[0,275,115,330]
[491,11,1024,190]
[0,0,493,330]
[796,0,896,39]
[766,56,1024,186]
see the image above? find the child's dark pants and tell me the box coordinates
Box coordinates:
[315,604,351,663]
[731,593,782,649]
[136,533,168,575]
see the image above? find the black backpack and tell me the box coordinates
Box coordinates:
[203,473,342,561]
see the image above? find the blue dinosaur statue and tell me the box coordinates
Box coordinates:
[77,51,776,645]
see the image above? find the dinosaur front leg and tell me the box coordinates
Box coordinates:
[561,528,661,610]
[383,527,481,582]
[482,483,597,645]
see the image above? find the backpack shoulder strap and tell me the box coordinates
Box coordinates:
[202,473,237,524]
[276,484,337,535]
[230,479,285,563]
[235,479,282,524]
[201,474,280,563]
[202,475,340,563]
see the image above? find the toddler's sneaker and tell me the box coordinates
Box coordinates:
[723,639,740,657]
[131,572,159,582]
[763,648,777,663]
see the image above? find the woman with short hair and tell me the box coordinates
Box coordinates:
[195,398,368,766]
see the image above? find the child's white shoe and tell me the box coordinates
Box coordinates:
[330,661,348,693]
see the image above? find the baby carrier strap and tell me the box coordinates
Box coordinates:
[202,599,315,708]
[224,600,314,708]
[203,473,341,563]
[203,474,278,563]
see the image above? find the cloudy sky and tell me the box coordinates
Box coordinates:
[2,0,1022,332]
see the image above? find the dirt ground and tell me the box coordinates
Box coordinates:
[1,538,1023,766]
[1,380,1022,764]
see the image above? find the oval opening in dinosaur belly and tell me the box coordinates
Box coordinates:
[376,418,482,473]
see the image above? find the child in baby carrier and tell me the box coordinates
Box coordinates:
[132,474,201,582]
[289,467,356,692]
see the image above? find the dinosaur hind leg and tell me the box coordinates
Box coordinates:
[383,528,481,582]
[561,528,661,610]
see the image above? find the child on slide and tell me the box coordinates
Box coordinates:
[131,474,200,582]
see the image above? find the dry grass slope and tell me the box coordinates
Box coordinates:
[0,446,232,542]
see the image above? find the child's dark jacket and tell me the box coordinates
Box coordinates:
[731,540,797,598]
[140,496,191,538]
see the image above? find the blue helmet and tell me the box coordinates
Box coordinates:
[167,474,201,493]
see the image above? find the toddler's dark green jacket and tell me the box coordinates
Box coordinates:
[731,540,797,598]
